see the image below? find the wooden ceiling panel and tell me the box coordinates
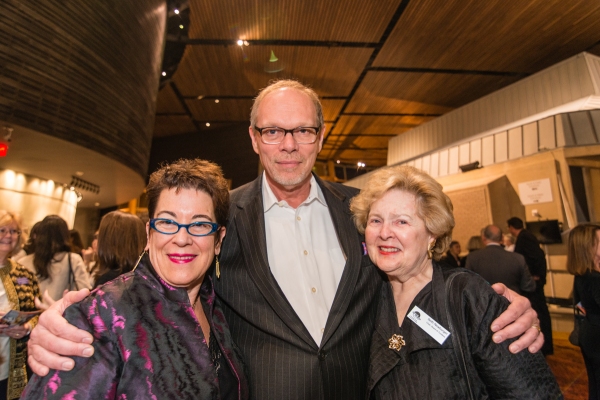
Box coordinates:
[173,45,373,97]
[155,84,186,114]
[330,115,431,136]
[153,115,197,137]
[321,147,388,165]
[322,99,346,122]
[186,99,253,122]
[188,0,401,42]
[348,71,520,111]
[374,0,600,72]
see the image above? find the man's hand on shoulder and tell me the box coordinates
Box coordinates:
[490,283,544,354]
[28,289,95,376]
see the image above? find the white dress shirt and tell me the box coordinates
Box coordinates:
[263,173,346,345]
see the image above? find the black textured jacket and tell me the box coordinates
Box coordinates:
[368,262,562,400]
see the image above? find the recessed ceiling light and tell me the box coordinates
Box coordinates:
[161,71,166,76]
[179,24,184,29]
[94,202,100,207]
[237,39,244,46]
[336,160,340,164]
[75,171,84,176]
[206,122,210,127]
[197,95,204,100]
[214,99,219,103]
[174,8,179,14]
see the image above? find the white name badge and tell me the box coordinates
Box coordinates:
[407,305,451,345]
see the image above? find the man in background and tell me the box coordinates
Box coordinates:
[466,225,536,295]
[508,216,554,355]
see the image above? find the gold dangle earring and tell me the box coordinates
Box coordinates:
[215,256,221,279]
[427,241,436,260]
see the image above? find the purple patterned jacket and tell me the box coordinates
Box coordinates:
[22,254,249,399]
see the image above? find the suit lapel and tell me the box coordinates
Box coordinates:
[317,177,363,346]
[233,176,316,348]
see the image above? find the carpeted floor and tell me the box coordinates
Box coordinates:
[546,332,588,399]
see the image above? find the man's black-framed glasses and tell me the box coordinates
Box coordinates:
[254,126,320,144]
[150,218,219,237]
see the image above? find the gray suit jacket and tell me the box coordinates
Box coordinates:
[214,174,384,400]
[465,245,536,294]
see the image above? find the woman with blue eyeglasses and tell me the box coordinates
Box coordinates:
[23,159,249,399]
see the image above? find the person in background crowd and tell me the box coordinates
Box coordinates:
[10,222,40,263]
[466,225,536,295]
[467,235,484,253]
[350,166,560,399]
[508,216,553,355]
[22,159,248,399]
[93,211,146,288]
[82,230,99,275]
[567,223,600,400]
[68,230,84,257]
[503,233,516,252]
[27,80,543,400]
[0,211,40,400]
[19,216,91,301]
[441,240,464,268]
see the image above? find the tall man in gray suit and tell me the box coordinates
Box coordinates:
[28,80,544,399]
[466,225,536,295]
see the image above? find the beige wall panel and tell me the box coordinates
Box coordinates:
[446,187,490,249]
[481,136,495,166]
[430,153,439,178]
[459,143,470,166]
[539,117,556,150]
[494,131,508,163]
[470,140,481,164]
[523,122,538,156]
[448,147,459,175]
[508,127,523,160]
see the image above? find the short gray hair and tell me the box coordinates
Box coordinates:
[250,79,324,129]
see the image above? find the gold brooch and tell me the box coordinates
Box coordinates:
[388,334,405,351]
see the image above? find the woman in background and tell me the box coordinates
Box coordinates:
[93,211,146,288]
[0,211,40,399]
[567,223,600,400]
[19,216,91,301]
[68,230,84,257]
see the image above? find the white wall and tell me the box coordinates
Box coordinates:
[0,168,78,231]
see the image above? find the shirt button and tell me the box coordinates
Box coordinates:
[311,287,317,293]
[321,328,325,333]
[297,216,301,221]
[304,250,308,255]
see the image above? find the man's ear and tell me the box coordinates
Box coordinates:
[249,126,259,154]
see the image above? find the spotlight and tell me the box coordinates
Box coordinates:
[161,71,167,76]
[237,39,244,46]
[174,8,179,14]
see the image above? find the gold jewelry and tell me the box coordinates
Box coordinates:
[388,334,405,351]
[532,324,541,333]
[427,241,436,259]
[132,250,147,272]
[215,256,220,279]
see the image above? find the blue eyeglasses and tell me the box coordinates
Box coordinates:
[149,218,220,237]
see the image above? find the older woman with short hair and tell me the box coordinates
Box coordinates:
[22,159,248,399]
[351,165,560,399]
[0,211,40,400]
[567,223,600,399]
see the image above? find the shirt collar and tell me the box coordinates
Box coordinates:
[261,171,327,212]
